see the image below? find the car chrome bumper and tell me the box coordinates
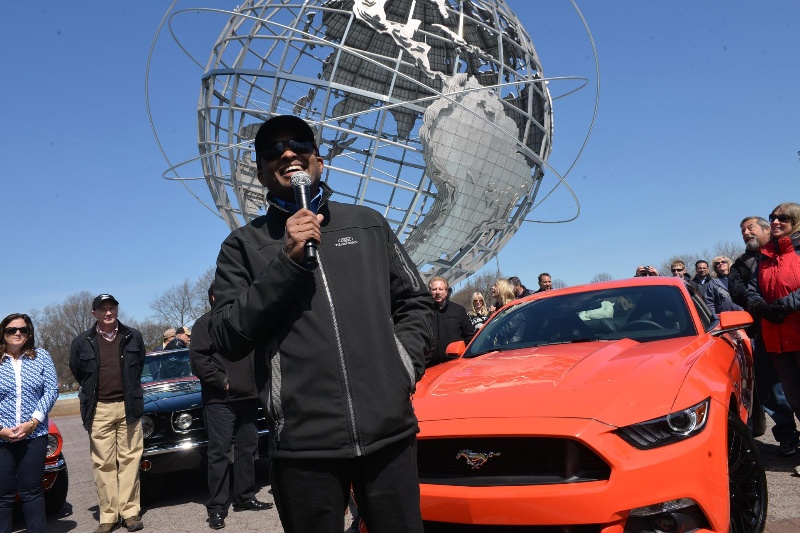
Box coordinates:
[44,457,67,472]
[143,428,269,457]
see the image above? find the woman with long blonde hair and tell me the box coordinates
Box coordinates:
[489,279,515,314]
[468,292,489,329]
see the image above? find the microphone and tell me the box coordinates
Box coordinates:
[290,171,318,264]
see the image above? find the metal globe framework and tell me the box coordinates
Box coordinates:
[161,0,556,285]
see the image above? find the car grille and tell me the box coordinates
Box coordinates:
[418,437,610,486]
[423,522,602,532]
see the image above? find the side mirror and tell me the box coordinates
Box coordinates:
[445,340,466,358]
[712,310,753,336]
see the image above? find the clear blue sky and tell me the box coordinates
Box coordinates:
[3,1,798,322]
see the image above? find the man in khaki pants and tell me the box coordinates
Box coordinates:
[69,294,146,532]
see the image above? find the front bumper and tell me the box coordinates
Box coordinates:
[44,456,67,473]
[418,406,729,532]
[141,428,269,474]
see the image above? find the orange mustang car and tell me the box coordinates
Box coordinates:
[414,277,766,533]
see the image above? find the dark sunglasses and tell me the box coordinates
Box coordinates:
[769,213,792,223]
[261,139,315,162]
[671,268,684,272]
[4,326,31,336]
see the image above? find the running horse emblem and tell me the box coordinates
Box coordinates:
[455,449,501,470]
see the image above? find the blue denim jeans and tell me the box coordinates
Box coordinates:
[0,435,48,533]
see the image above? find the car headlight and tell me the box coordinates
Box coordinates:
[46,434,59,458]
[174,412,193,430]
[615,398,710,449]
[141,415,154,438]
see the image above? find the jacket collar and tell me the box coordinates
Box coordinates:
[88,320,131,340]
[434,299,450,312]
[762,234,800,258]
[266,181,333,215]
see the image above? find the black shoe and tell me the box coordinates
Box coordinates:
[233,499,273,512]
[208,513,225,530]
[777,438,800,457]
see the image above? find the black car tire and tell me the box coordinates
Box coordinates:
[728,413,767,533]
[44,465,69,515]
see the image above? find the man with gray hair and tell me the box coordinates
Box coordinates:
[729,216,799,456]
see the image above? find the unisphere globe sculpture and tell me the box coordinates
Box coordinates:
[171,0,554,285]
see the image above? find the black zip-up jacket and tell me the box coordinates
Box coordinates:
[69,321,146,432]
[210,184,432,459]
[428,299,475,367]
[189,311,261,405]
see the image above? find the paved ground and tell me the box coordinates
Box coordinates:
[758,422,800,533]
[25,413,286,533]
[13,408,800,532]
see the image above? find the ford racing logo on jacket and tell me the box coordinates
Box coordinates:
[335,236,358,247]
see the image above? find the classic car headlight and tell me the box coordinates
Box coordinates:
[174,412,193,430]
[141,415,154,438]
[615,398,710,449]
[46,434,59,458]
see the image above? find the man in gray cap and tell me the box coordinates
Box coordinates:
[160,328,176,350]
[164,326,191,350]
[69,294,146,532]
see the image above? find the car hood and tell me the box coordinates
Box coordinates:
[415,336,712,428]
[143,379,203,412]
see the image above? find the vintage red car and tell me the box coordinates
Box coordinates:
[43,419,68,514]
[414,277,766,533]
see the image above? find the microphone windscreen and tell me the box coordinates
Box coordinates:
[290,171,312,187]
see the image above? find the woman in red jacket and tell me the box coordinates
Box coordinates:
[747,202,800,454]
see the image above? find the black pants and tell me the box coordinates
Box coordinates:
[0,435,47,533]
[204,400,258,515]
[753,336,797,441]
[270,435,423,533]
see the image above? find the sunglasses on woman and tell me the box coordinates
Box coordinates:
[769,213,792,223]
[4,326,31,335]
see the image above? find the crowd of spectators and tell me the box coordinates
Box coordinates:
[6,180,800,531]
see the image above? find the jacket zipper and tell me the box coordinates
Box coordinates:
[317,251,363,456]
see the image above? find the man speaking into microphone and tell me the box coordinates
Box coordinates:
[209,115,432,533]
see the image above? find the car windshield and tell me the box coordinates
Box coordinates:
[465,285,697,357]
[142,349,193,382]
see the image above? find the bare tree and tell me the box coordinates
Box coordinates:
[148,268,217,328]
[590,272,614,283]
[126,318,166,352]
[194,267,216,314]
[552,278,568,289]
[149,279,202,329]
[32,291,96,390]
[451,270,503,309]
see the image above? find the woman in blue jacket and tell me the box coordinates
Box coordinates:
[0,313,59,533]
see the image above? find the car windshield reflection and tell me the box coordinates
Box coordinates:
[465,285,697,357]
[142,349,193,382]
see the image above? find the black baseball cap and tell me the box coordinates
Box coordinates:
[254,115,316,159]
[92,294,119,310]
